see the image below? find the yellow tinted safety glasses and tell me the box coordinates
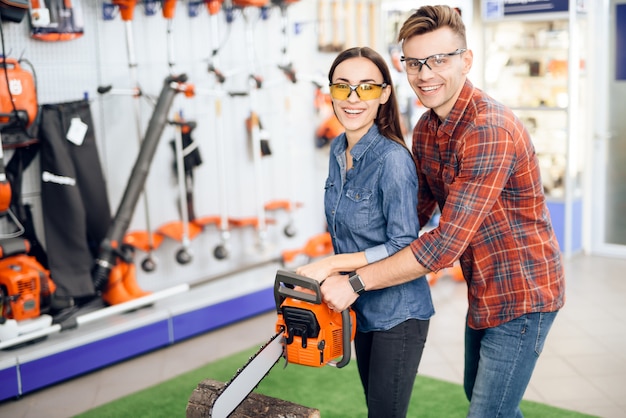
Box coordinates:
[329,83,388,101]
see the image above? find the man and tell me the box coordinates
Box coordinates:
[319,5,565,417]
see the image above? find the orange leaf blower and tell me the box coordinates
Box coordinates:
[0,57,38,130]
[0,239,56,322]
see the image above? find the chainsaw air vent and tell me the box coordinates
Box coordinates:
[331,329,343,358]
[17,277,37,293]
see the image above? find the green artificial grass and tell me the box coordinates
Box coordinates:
[75,346,597,418]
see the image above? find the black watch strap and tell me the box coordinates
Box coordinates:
[348,271,366,295]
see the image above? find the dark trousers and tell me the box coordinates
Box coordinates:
[355,318,430,418]
[38,100,111,299]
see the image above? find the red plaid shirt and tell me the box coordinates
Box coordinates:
[411,80,565,329]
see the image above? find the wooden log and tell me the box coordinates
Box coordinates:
[187,379,320,418]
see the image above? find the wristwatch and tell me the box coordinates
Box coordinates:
[348,271,366,295]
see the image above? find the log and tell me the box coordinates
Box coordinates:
[187,379,320,418]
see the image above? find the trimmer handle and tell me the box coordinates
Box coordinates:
[274,269,353,369]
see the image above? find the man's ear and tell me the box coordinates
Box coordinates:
[462,49,474,75]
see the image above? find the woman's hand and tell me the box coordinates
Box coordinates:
[296,256,335,283]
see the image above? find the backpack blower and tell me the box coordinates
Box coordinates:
[0,56,57,344]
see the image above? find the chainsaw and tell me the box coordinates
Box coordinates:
[210,269,357,418]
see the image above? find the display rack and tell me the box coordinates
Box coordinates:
[481,2,587,256]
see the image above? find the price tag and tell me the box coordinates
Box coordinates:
[66,117,88,146]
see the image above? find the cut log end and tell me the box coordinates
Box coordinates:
[187,379,321,418]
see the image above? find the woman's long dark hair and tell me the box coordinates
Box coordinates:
[327,47,406,148]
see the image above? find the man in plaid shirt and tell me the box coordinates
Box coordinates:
[320,5,565,417]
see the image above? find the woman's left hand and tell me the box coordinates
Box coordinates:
[295,257,334,283]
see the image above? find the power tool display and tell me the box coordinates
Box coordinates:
[209,270,356,418]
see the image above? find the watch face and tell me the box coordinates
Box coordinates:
[349,274,365,294]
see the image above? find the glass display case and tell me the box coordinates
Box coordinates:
[481,4,588,255]
[484,18,576,199]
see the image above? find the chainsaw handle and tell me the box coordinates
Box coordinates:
[274,269,353,368]
[274,270,322,309]
[333,309,352,369]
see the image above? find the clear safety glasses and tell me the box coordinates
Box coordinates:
[329,82,388,101]
[400,48,467,74]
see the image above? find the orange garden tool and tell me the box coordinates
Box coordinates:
[29,0,84,42]
[191,0,233,260]
[280,231,333,265]
[162,0,177,73]
[234,1,273,251]
[107,0,161,272]
[155,118,203,265]
[262,0,303,239]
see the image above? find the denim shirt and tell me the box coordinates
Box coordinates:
[324,125,435,332]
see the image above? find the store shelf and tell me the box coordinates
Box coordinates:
[0,263,279,402]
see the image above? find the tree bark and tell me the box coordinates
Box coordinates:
[187,379,320,418]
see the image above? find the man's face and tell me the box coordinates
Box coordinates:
[402,27,472,120]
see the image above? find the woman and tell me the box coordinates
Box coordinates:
[296,47,434,418]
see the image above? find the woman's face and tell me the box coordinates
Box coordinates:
[330,57,390,141]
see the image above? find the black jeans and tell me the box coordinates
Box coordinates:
[355,318,430,418]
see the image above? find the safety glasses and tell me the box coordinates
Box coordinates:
[400,48,467,74]
[329,82,388,101]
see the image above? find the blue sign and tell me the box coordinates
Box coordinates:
[618,4,626,81]
[483,0,569,18]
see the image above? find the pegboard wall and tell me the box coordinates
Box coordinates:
[0,0,358,287]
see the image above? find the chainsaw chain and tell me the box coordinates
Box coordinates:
[210,327,285,416]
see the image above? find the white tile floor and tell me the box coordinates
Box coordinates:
[1,254,625,418]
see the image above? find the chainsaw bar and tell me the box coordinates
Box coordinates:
[210,329,285,418]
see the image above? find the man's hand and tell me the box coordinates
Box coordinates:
[321,273,358,312]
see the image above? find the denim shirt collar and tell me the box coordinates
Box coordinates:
[333,124,382,163]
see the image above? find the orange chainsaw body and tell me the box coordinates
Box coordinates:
[275,285,356,368]
[0,253,55,321]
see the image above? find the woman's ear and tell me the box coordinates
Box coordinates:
[379,84,392,105]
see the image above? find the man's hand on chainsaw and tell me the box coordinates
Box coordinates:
[321,273,358,312]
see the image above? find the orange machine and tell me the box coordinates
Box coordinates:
[0,57,38,129]
[0,239,56,322]
[274,270,355,368]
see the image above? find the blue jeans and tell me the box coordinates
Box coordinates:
[464,311,558,418]
[355,319,430,418]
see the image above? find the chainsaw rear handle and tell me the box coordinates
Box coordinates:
[334,309,351,368]
[274,269,353,369]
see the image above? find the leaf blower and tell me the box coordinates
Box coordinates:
[0,237,57,344]
[0,57,38,133]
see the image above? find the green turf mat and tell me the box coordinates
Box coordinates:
[75,346,598,418]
